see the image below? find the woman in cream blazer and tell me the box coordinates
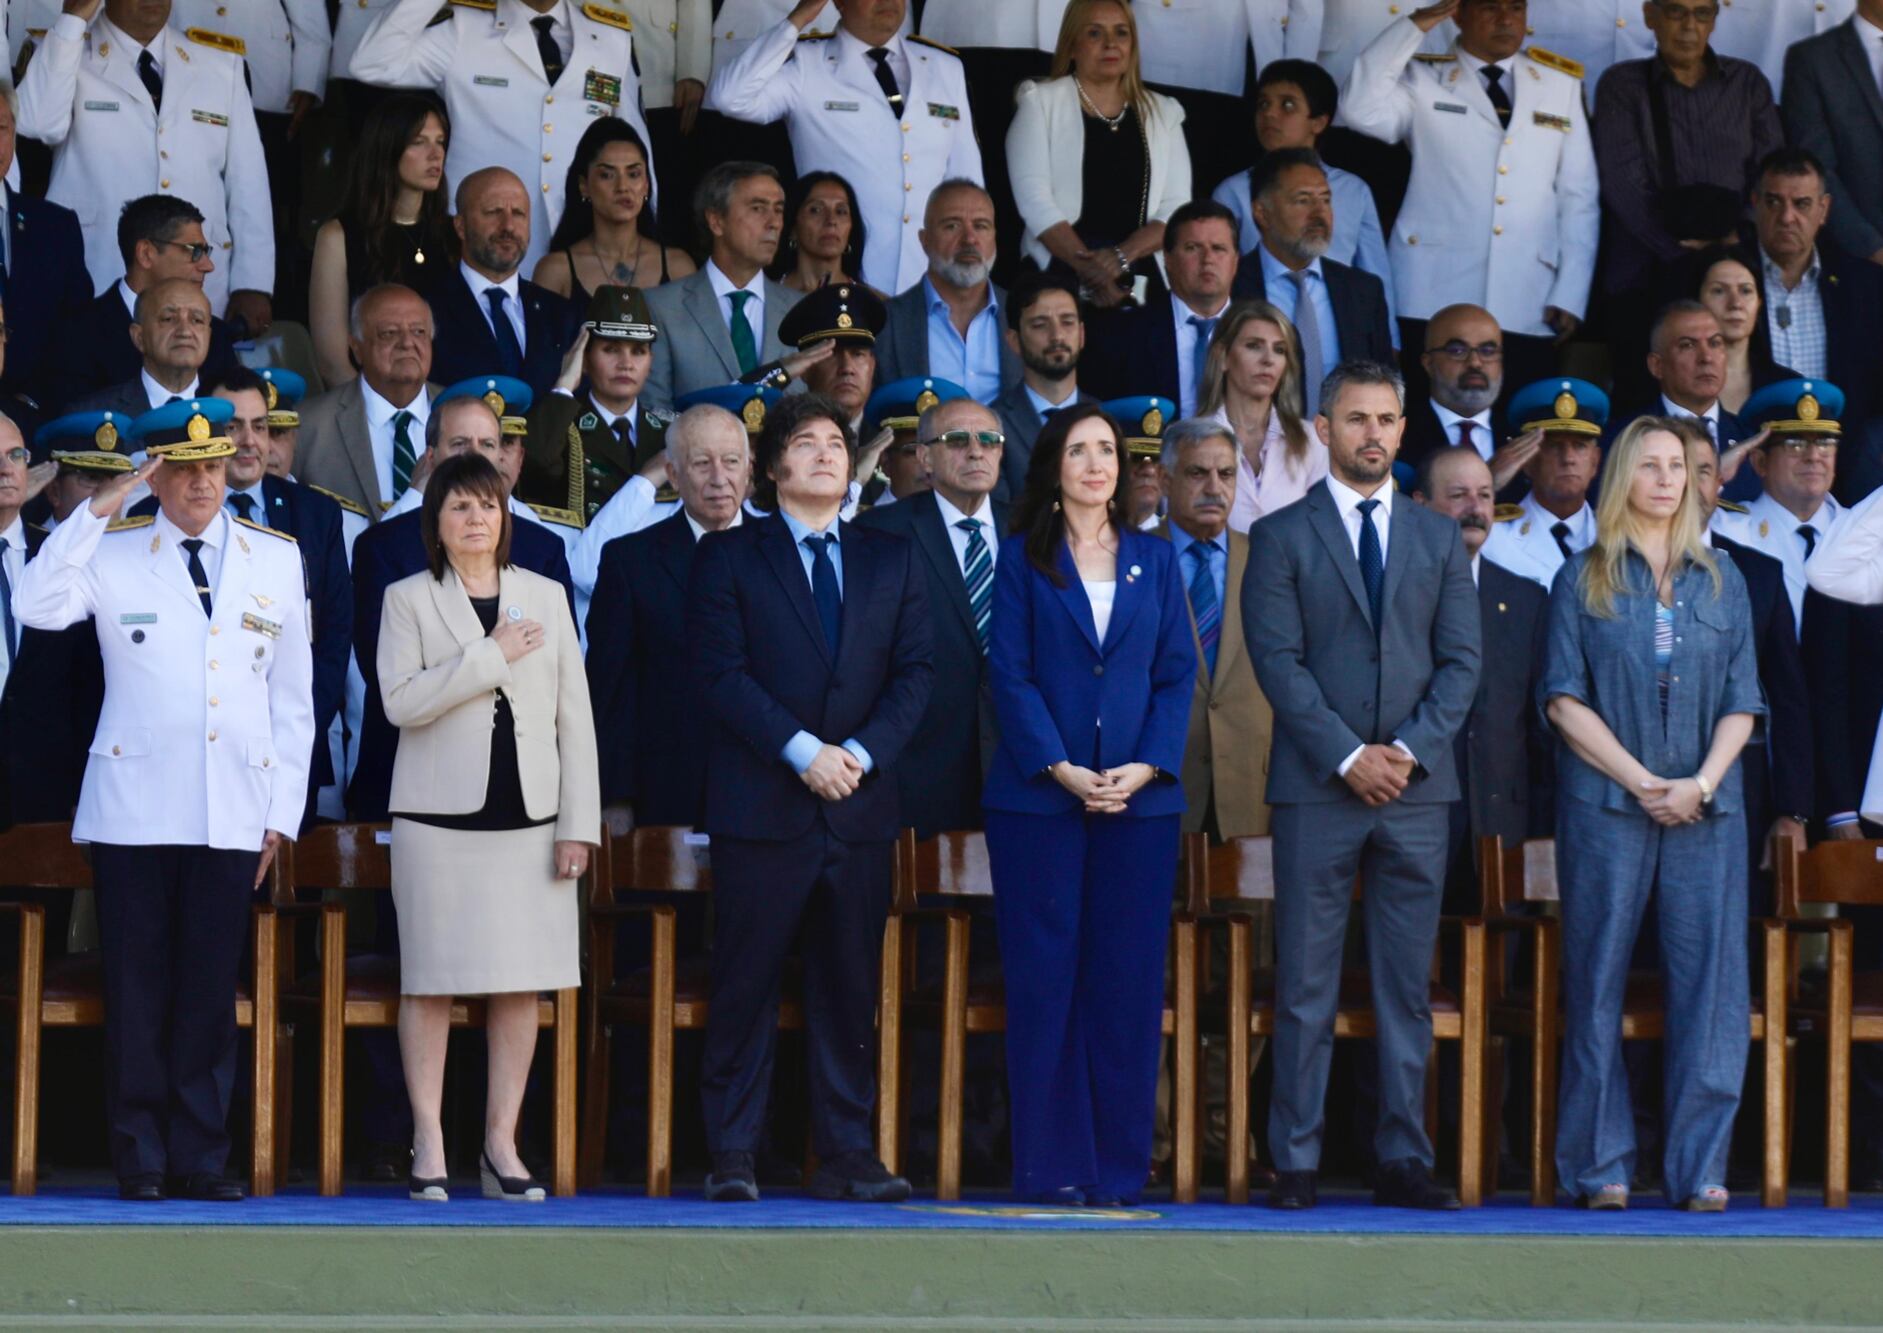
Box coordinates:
[1006,0,1192,304]
[377,452,599,1202]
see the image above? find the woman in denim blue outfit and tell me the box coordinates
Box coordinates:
[1540,418,1764,1212]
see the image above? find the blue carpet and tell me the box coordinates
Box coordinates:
[4,1187,1883,1236]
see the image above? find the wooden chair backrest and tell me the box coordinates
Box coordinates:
[0,823,91,891]
[1183,833,1275,914]
[1777,830,1883,914]
[596,825,712,905]
[1478,836,1558,915]
[287,822,392,895]
[893,829,994,914]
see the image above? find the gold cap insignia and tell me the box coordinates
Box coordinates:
[264,382,278,409]
[741,397,766,431]
[1799,394,1821,422]
[1554,390,1577,420]
[837,312,853,330]
[96,421,118,451]
[1142,407,1164,436]
[186,413,211,442]
[483,389,505,415]
[915,389,940,414]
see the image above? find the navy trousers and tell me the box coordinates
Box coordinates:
[985,808,1180,1202]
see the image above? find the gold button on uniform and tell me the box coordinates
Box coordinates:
[1493,225,1504,235]
[161,179,170,188]
[207,730,217,742]
[1498,164,1508,175]
[209,697,219,708]
[208,660,218,671]
[111,745,121,756]
[210,625,220,636]
[1496,195,1506,205]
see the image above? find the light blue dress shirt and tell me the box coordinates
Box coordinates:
[1214,163,1400,337]
[923,278,1004,406]
[1258,245,1343,384]
[1166,523,1226,620]
[776,508,873,776]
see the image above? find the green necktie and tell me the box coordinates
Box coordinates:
[392,410,416,500]
[727,290,759,376]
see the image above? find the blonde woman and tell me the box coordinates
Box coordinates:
[1540,418,1762,1213]
[1006,0,1191,307]
[1196,301,1327,533]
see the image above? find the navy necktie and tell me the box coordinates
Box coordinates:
[181,538,213,617]
[228,492,256,524]
[1799,524,1818,560]
[957,519,992,653]
[1483,64,1512,127]
[1551,521,1575,563]
[137,50,163,111]
[0,536,15,659]
[866,46,904,113]
[807,532,841,654]
[485,287,526,380]
[532,15,565,85]
[1356,499,1383,633]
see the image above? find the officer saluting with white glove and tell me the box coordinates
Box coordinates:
[12,396,313,1203]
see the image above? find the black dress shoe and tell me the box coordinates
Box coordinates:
[1021,1186,1086,1206]
[361,1142,408,1185]
[1373,1158,1459,1210]
[118,1174,165,1202]
[807,1150,912,1202]
[705,1151,759,1203]
[1267,1169,1317,1209]
[177,1173,245,1202]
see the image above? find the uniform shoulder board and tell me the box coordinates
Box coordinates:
[1715,499,1750,515]
[526,502,585,529]
[653,485,680,504]
[797,31,835,42]
[1527,46,1584,79]
[235,515,297,543]
[106,515,155,532]
[581,2,632,31]
[1493,504,1525,524]
[306,483,369,518]
[645,407,675,428]
[909,34,961,58]
[184,27,247,56]
[449,0,496,10]
[1412,52,1458,63]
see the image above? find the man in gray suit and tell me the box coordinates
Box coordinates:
[990,271,1090,501]
[1242,360,1481,1211]
[642,162,802,411]
[874,179,1020,403]
[1783,6,1883,267]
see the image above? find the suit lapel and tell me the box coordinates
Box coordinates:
[1321,262,1356,359]
[760,514,834,665]
[431,566,489,651]
[892,287,928,375]
[1447,53,1502,130]
[1151,307,1181,405]
[653,509,695,594]
[93,27,157,119]
[1104,531,1149,649]
[1839,22,1883,133]
[212,513,252,619]
[833,523,882,669]
[147,517,207,612]
[683,277,739,380]
[1306,484,1374,627]
[502,5,550,81]
[910,494,978,643]
[343,382,387,515]
[760,280,792,361]
[1379,495,1412,619]
[1051,542,1101,654]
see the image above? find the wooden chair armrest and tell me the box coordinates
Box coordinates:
[1775,917,1852,935]
[587,901,666,922]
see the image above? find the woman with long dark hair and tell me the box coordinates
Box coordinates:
[769,171,871,295]
[533,119,694,303]
[981,402,1195,1205]
[309,95,457,387]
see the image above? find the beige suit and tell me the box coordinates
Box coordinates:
[295,378,439,520]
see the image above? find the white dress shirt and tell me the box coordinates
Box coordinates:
[1661,395,1722,442]
[1737,490,1841,631]
[685,507,744,543]
[933,488,998,578]
[1860,10,1883,90]
[705,258,766,354]
[1432,401,1494,460]
[139,370,200,411]
[360,377,432,509]
[462,262,528,356]
[1172,291,1231,420]
[157,505,223,594]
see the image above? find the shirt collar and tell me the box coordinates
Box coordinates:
[228,478,266,511]
[1024,382,1075,417]
[140,368,198,409]
[1661,394,1720,424]
[1171,290,1231,328]
[1860,9,1883,42]
[588,394,638,429]
[836,23,900,62]
[1456,46,1512,81]
[1470,551,1481,586]
[461,261,520,305]
[706,258,765,301]
[0,514,24,552]
[1761,244,1820,288]
[1522,492,1593,541]
[779,506,840,544]
[1325,472,1392,521]
[1751,488,1838,531]
[102,15,166,66]
[155,504,224,554]
[361,377,430,427]
[923,275,997,319]
[1258,241,1324,287]
[933,487,992,528]
[1431,400,1492,433]
[117,278,139,319]
[686,508,743,542]
[1167,521,1227,562]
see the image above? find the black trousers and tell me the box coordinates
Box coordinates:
[701,825,891,1159]
[90,842,257,1181]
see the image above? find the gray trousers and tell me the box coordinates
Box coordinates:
[1268,799,1448,1173]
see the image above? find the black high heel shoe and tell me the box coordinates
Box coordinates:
[408,1171,450,1202]
[480,1150,545,1202]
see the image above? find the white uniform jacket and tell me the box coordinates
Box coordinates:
[1317,0,1449,87]
[1339,20,1600,337]
[1713,0,1853,100]
[705,19,982,294]
[1133,0,1322,97]
[171,0,333,113]
[12,505,315,850]
[18,14,275,312]
[617,0,709,107]
[350,0,655,275]
[707,0,908,76]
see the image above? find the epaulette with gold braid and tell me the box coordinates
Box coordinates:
[909,34,960,57]
[1493,504,1525,524]
[1527,45,1584,79]
[582,2,632,31]
[527,502,584,529]
[184,27,246,55]
[307,484,369,518]
[1413,52,1457,64]
[106,515,155,532]
[235,515,297,543]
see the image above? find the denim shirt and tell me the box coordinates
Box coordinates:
[1539,550,1765,816]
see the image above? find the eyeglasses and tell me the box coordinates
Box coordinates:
[2,446,26,465]
[921,429,1005,450]
[157,239,214,263]
[1429,341,1503,363]
[1765,439,1838,456]
[1651,2,1719,24]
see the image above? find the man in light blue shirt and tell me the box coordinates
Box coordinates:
[876,180,1018,403]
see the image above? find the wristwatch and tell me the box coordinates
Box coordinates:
[1694,772,1715,806]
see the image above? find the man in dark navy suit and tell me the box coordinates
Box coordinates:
[0,94,89,419]
[424,168,576,401]
[687,391,933,1204]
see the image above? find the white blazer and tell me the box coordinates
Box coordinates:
[378,564,600,845]
[1005,76,1191,273]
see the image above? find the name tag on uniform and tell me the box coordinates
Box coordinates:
[119,612,157,625]
[1533,111,1572,131]
[583,69,621,106]
[474,75,509,88]
[192,109,229,127]
[1434,101,1468,115]
[83,99,120,112]
[823,100,860,112]
[927,102,959,120]
[241,612,281,639]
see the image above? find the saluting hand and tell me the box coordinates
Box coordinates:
[1718,428,1769,485]
[61,0,103,18]
[787,0,831,29]
[1488,428,1542,495]
[491,617,545,663]
[556,328,591,393]
[1410,0,1460,32]
[23,460,57,504]
[87,456,161,520]
[854,426,897,484]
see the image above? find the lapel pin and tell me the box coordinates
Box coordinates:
[150,535,161,554]
[236,534,251,555]
[1498,602,1508,613]
[1126,564,1141,583]
[507,605,524,622]
[251,593,272,609]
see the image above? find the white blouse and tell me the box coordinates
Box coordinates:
[1207,404,1330,536]
[1083,578,1117,644]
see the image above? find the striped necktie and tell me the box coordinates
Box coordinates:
[391,410,416,499]
[958,518,992,652]
[1185,541,1219,675]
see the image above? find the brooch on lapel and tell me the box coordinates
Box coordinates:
[1125,564,1141,584]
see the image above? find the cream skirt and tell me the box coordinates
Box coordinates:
[389,818,579,996]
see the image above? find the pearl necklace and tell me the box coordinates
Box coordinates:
[1074,77,1127,132]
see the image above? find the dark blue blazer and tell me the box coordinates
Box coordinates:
[686,511,934,844]
[585,509,708,825]
[132,476,352,793]
[347,507,575,819]
[982,528,1195,818]
[0,523,104,828]
[2,195,91,411]
[1710,534,1813,825]
[49,286,240,416]
[424,270,576,401]
[1077,300,1180,407]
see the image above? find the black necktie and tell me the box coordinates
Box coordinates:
[866,46,904,114]
[1799,524,1818,560]
[1551,521,1575,562]
[1483,65,1511,128]
[137,49,163,111]
[1356,499,1383,633]
[181,538,213,617]
[532,15,565,85]
[485,288,527,380]
[612,416,635,461]
[228,492,255,523]
[0,536,16,659]
[807,532,841,654]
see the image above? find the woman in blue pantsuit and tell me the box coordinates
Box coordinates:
[982,403,1197,1205]
[1541,418,1763,1212]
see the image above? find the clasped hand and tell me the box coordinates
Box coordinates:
[1345,744,1414,807]
[1637,775,1705,827]
[802,743,864,802]
[1052,761,1153,814]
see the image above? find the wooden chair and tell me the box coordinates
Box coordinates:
[1776,828,1880,1207]
[1481,836,1789,1207]
[0,821,281,1196]
[278,823,578,1196]
[1184,832,1488,1207]
[885,829,1199,1203]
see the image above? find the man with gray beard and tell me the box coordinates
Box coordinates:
[1397,303,1540,500]
[874,179,1021,402]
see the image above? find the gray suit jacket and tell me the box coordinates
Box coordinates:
[64,377,161,422]
[1783,21,1883,261]
[641,271,801,412]
[295,378,440,520]
[1241,480,1480,805]
[874,278,1023,400]
[990,380,1093,502]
